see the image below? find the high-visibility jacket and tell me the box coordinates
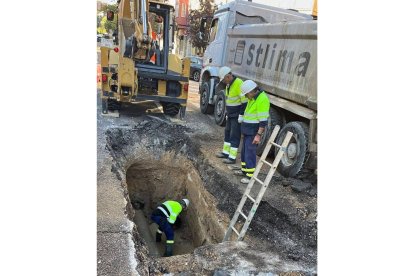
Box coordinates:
[157,200,183,224]
[241,91,270,135]
[225,77,247,118]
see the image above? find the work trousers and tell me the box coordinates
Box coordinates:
[240,134,257,177]
[151,214,174,241]
[223,116,241,159]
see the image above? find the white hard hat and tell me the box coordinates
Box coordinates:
[219,66,232,80]
[241,80,258,96]
[181,199,190,209]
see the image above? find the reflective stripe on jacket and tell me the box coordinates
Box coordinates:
[241,91,270,135]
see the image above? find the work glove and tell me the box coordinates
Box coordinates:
[238,115,243,123]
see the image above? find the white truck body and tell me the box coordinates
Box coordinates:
[199,0,317,177]
[245,0,315,15]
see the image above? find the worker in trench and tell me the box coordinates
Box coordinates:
[150,198,190,257]
[215,66,247,164]
[237,80,270,184]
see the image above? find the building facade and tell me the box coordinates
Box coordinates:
[175,0,192,57]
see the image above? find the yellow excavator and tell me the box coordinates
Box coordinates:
[99,0,190,118]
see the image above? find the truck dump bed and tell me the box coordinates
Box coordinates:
[225,20,317,110]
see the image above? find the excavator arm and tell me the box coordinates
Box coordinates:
[117,0,152,61]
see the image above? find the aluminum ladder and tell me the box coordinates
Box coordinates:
[223,126,293,241]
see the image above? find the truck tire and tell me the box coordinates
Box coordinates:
[200,82,214,114]
[214,90,227,126]
[275,121,309,178]
[256,108,285,156]
[162,102,180,116]
[193,70,200,82]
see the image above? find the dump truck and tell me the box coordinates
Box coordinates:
[199,0,317,177]
[99,0,190,118]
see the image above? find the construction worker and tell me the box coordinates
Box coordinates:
[150,198,190,257]
[215,66,247,164]
[239,80,270,184]
[149,31,157,64]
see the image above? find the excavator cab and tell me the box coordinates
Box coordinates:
[137,9,166,67]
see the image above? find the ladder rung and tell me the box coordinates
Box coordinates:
[238,210,248,220]
[271,142,281,148]
[252,176,265,186]
[231,226,240,236]
[245,193,255,203]
[262,160,272,167]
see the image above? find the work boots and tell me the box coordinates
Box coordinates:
[164,244,173,257]
[223,158,236,164]
[215,152,228,158]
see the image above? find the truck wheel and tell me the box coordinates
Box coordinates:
[193,71,200,82]
[275,121,309,178]
[200,82,214,114]
[162,102,180,116]
[256,108,285,156]
[214,90,227,126]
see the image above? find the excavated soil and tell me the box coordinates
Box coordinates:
[105,118,317,275]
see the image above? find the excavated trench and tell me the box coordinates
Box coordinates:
[105,118,317,275]
[126,154,225,257]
